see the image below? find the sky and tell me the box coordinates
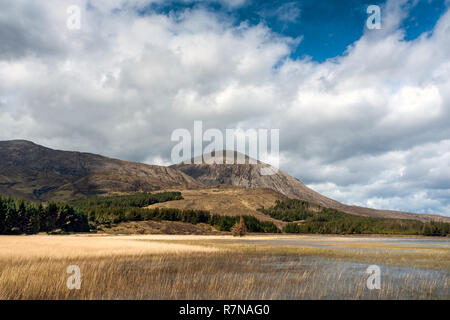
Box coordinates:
[0,0,449,216]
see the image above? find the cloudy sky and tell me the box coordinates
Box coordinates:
[1,0,449,216]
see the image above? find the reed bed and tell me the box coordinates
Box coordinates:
[0,235,448,300]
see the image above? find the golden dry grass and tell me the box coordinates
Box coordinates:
[0,234,448,300]
[0,235,217,259]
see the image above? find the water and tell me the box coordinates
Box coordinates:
[223,235,450,299]
[244,255,449,299]
[240,235,450,249]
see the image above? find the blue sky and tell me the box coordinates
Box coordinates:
[141,0,449,61]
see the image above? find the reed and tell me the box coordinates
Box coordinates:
[0,235,448,300]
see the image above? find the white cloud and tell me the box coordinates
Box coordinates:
[0,0,449,216]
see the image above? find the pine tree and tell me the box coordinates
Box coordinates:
[25,206,40,234]
[45,203,58,232]
[38,203,47,232]
[5,200,20,234]
[17,200,27,234]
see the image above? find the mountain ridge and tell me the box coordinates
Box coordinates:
[0,140,448,223]
[171,150,450,223]
[0,139,203,202]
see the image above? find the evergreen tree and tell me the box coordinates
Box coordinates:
[17,200,27,233]
[5,200,20,234]
[38,203,47,232]
[46,203,58,232]
[25,206,40,234]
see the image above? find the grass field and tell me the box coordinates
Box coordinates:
[0,234,448,299]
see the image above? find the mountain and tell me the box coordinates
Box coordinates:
[171,151,450,223]
[0,140,203,201]
[171,152,343,207]
[0,141,448,223]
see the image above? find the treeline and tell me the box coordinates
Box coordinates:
[2,193,448,236]
[260,199,317,222]
[116,207,280,233]
[0,192,181,235]
[71,192,183,210]
[69,192,279,233]
[0,197,89,234]
[69,192,184,224]
[0,192,280,234]
[262,199,450,236]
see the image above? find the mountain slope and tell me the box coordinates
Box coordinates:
[172,153,340,207]
[171,151,450,223]
[147,185,288,228]
[0,140,203,201]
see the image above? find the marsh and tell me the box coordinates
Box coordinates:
[0,234,448,299]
